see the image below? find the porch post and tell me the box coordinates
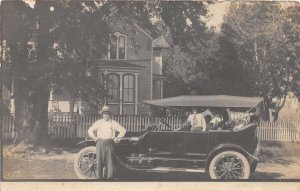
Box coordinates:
[119,72,123,115]
[134,73,139,115]
[160,79,163,99]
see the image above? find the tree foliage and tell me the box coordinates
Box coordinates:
[155,2,221,96]
[2,0,111,144]
[0,0,212,144]
[163,33,221,97]
[3,0,298,145]
[285,4,300,98]
[219,2,300,120]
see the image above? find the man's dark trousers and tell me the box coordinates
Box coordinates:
[96,138,115,179]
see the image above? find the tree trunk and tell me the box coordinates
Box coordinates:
[31,0,52,147]
[13,90,35,144]
[13,78,50,146]
[35,84,50,147]
[11,43,50,146]
[272,94,288,122]
[13,57,34,144]
[5,1,52,146]
[12,44,36,144]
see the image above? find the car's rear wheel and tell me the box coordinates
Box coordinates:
[208,151,250,180]
[74,146,98,179]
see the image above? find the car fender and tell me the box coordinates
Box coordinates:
[77,139,96,148]
[205,143,259,172]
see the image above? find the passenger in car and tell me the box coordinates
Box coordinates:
[201,108,213,118]
[187,107,212,132]
[209,113,223,130]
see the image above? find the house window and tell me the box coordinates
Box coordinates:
[123,74,135,103]
[109,35,118,59]
[107,73,120,103]
[109,33,126,60]
[118,36,125,59]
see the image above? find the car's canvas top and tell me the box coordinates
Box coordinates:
[144,95,263,108]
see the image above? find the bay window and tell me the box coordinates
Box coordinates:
[107,73,120,103]
[123,74,135,103]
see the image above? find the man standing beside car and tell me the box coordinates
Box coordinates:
[88,106,126,180]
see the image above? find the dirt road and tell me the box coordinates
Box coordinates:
[2,144,300,181]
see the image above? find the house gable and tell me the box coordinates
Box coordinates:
[107,16,153,61]
[48,13,168,115]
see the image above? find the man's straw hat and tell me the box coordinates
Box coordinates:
[101,106,112,114]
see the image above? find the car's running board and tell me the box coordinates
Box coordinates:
[147,167,205,173]
[127,156,206,162]
[146,167,205,173]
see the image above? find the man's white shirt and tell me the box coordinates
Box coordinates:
[187,113,206,130]
[88,119,126,140]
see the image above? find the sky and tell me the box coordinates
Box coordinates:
[9,1,298,31]
[19,0,230,30]
[207,2,230,29]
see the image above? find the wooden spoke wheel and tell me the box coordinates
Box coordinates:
[74,146,98,179]
[209,151,250,180]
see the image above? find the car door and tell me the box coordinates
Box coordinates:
[145,131,186,156]
[184,131,209,156]
[171,131,185,155]
[145,131,172,154]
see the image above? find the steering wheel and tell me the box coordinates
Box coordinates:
[173,121,191,131]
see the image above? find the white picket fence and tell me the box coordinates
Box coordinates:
[48,115,183,138]
[257,120,300,141]
[1,113,15,140]
[1,113,300,141]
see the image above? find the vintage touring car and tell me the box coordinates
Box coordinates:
[74,95,263,180]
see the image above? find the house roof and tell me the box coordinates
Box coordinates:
[108,23,131,36]
[153,35,170,48]
[144,95,263,108]
[108,20,169,49]
[133,20,161,39]
[105,4,160,39]
[104,3,169,48]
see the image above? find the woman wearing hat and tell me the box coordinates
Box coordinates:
[88,106,126,179]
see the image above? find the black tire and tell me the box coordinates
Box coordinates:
[208,151,250,180]
[74,146,98,179]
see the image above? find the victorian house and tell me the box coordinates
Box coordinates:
[48,16,169,115]
[1,12,169,116]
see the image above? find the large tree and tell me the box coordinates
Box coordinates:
[219,2,300,120]
[2,0,46,144]
[2,0,110,145]
[1,1,211,145]
[151,2,221,96]
[163,33,221,97]
[285,3,300,98]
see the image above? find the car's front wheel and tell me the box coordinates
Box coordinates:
[208,151,250,180]
[74,146,98,179]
